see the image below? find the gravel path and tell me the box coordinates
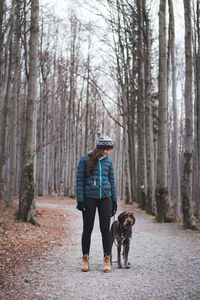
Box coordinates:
[6,200,200,300]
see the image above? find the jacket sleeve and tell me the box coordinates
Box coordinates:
[76,157,87,203]
[109,162,117,202]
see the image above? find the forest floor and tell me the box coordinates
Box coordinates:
[0,196,200,300]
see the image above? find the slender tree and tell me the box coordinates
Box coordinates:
[0,0,15,198]
[144,3,155,214]
[156,0,171,222]
[7,0,21,206]
[181,0,196,229]
[168,0,181,220]
[84,37,91,154]
[136,0,147,210]
[17,0,39,224]
[195,0,200,218]
[0,0,5,94]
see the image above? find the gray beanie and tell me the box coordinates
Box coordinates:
[96,132,114,149]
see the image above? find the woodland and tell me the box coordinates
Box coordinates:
[0,0,200,230]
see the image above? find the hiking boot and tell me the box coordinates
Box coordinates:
[81,254,89,272]
[103,255,111,272]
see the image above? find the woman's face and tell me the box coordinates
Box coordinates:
[102,149,110,156]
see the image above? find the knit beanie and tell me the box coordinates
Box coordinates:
[96,132,114,149]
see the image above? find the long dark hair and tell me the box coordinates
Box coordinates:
[86,148,105,174]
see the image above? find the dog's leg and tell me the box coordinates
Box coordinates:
[117,242,123,269]
[123,241,130,269]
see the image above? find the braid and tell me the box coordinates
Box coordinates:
[86,148,105,173]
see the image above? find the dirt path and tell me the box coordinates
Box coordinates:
[2,198,200,300]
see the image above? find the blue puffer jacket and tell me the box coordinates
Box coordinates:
[76,155,117,203]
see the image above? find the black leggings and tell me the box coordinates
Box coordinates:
[82,198,112,256]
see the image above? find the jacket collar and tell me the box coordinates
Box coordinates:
[99,155,107,161]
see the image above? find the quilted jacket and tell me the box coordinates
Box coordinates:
[76,155,117,203]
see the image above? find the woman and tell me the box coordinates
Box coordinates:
[76,133,117,273]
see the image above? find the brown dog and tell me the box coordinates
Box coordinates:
[111,211,135,269]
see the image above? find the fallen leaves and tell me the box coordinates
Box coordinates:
[0,196,73,293]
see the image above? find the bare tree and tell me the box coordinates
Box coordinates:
[0,0,15,198]
[144,3,155,214]
[84,36,91,155]
[181,0,196,229]
[193,0,200,219]
[17,0,39,224]
[136,0,147,210]
[168,0,181,220]
[156,0,171,222]
[0,0,5,94]
[7,0,21,206]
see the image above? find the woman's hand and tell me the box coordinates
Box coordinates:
[111,201,117,216]
[76,202,86,212]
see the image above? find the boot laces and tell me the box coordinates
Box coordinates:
[83,255,88,262]
[105,256,110,264]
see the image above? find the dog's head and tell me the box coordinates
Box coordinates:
[118,211,135,229]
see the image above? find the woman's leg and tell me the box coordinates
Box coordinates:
[98,198,112,255]
[82,198,97,255]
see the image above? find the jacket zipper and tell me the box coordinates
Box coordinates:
[98,160,102,199]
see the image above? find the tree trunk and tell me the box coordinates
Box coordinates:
[37,84,45,196]
[17,0,39,224]
[84,45,90,154]
[136,0,147,210]
[181,0,196,229]
[7,0,21,206]
[62,89,67,196]
[195,0,200,218]
[124,122,131,204]
[156,0,171,222]
[0,0,5,94]
[127,113,137,203]
[48,54,57,195]
[0,1,15,198]
[168,0,181,220]
[144,3,155,214]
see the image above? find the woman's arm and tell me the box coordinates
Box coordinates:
[109,162,117,202]
[76,157,87,203]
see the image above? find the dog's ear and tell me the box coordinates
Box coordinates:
[128,212,136,226]
[118,212,126,224]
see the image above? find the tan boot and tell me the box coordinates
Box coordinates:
[103,255,111,273]
[81,254,89,272]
